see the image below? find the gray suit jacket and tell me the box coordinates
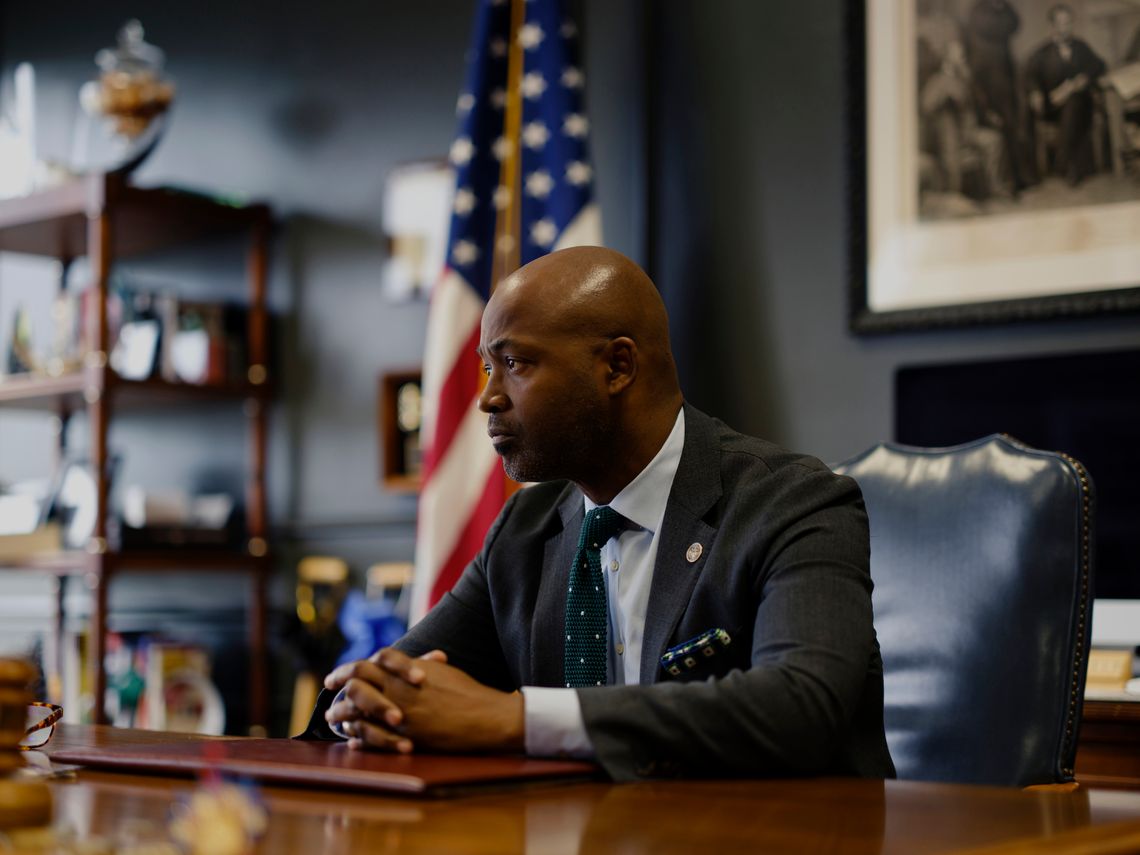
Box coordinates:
[394,405,895,781]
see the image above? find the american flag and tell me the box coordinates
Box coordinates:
[410,0,602,621]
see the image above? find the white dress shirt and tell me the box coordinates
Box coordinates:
[521,408,686,758]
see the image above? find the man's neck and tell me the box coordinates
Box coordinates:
[577,402,683,505]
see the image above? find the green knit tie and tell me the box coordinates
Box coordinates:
[564,506,624,688]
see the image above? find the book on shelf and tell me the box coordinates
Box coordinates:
[141,641,225,734]
[165,299,229,385]
[61,628,92,724]
[58,631,225,733]
[0,522,61,558]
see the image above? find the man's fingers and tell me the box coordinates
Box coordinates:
[325,688,402,728]
[340,677,406,726]
[345,719,414,754]
[324,657,388,691]
[327,648,443,693]
[324,661,355,691]
[375,648,428,686]
[323,661,408,727]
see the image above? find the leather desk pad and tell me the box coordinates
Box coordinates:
[45,728,599,796]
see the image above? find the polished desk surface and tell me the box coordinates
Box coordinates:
[28,726,1140,854]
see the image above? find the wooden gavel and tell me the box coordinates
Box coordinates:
[0,658,52,829]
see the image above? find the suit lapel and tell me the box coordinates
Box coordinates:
[639,405,723,684]
[529,486,583,687]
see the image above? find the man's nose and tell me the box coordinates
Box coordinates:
[477,375,506,413]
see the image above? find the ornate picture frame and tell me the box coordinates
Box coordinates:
[848,0,1140,333]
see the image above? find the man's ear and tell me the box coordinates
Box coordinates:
[603,337,637,395]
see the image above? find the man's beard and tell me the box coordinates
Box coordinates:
[495,386,612,485]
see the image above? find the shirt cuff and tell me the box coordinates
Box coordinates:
[520,686,596,759]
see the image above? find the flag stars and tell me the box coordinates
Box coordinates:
[452,187,476,216]
[518,23,544,50]
[531,218,557,247]
[493,185,512,210]
[456,93,475,115]
[561,20,578,39]
[490,88,507,109]
[492,136,514,162]
[525,170,554,199]
[561,67,584,89]
[451,240,480,266]
[490,38,507,58]
[449,136,475,166]
[565,161,592,186]
[522,121,550,150]
[520,71,547,100]
[563,113,589,138]
[496,234,516,255]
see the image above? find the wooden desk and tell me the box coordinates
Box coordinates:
[1078,700,1140,790]
[24,726,1140,854]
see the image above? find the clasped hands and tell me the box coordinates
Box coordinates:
[323,648,525,754]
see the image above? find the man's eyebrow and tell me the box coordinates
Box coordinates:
[474,337,506,362]
[475,338,511,360]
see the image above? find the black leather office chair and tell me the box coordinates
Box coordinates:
[833,434,1094,788]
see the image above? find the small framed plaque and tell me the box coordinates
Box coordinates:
[379,370,423,492]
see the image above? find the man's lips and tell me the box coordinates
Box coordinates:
[488,428,516,448]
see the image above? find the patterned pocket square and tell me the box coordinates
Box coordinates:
[660,628,732,676]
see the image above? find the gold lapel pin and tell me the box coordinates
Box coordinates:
[686,543,703,563]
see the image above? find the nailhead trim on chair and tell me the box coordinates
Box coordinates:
[999,435,1092,781]
[1058,451,1092,780]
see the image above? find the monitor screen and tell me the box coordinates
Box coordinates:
[895,349,1140,600]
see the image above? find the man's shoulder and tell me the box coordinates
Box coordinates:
[689,407,832,481]
[682,407,868,554]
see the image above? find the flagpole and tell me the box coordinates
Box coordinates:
[490,0,526,500]
[493,0,526,286]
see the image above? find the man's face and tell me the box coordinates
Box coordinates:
[1051,9,1073,39]
[476,285,612,484]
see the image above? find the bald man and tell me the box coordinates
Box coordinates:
[307,247,895,781]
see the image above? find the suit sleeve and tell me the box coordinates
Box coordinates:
[393,490,522,692]
[577,467,878,780]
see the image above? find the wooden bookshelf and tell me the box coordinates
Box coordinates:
[0,179,267,259]
[0,371,271,412]
[0,173,272,730]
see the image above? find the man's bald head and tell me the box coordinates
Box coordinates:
[477,246,683,502]
[489,246,679,398]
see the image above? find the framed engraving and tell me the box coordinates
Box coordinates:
[849,0,1140,332]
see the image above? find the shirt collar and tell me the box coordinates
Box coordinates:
[584,408,686,535]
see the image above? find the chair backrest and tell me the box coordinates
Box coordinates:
[833,434,1094,787]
